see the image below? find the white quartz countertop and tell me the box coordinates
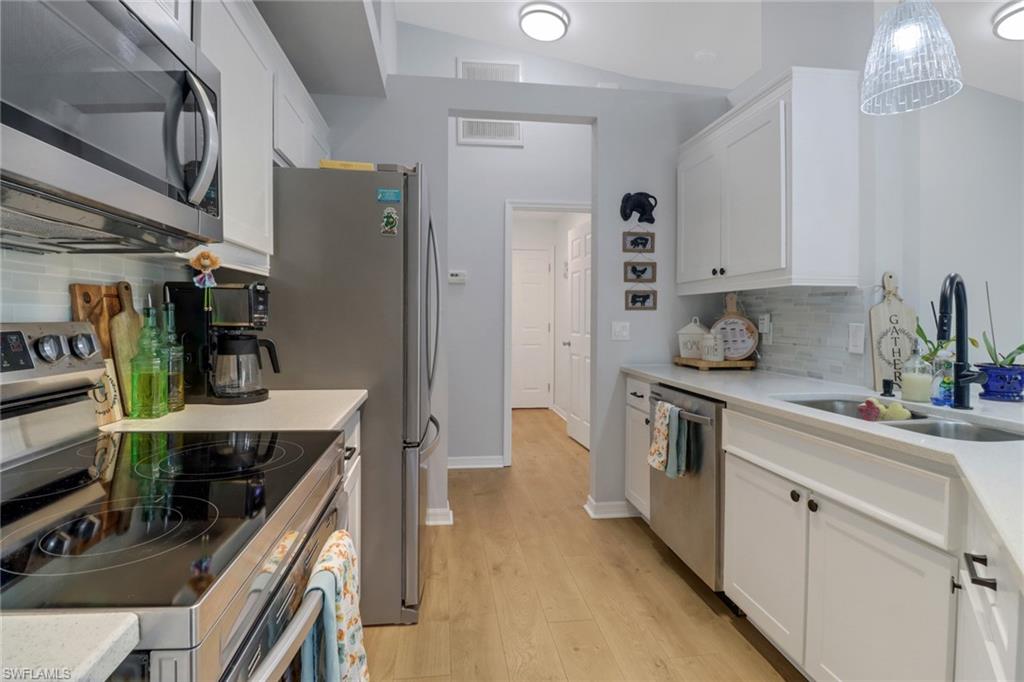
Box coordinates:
[622,364,1024,581]
[103,389,367,433]
[0,613,138,681]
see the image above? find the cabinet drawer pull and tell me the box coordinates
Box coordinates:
[719,267,726,275]
[629,391,645,399]
[644,418,650,426]
[712,268,718,276]
[789,490,800,502]
[964,553,997,591]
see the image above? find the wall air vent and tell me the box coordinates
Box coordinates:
[456,59,522,83]
[456,119,524,148]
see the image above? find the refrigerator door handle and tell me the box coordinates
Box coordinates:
[421,415,441,460]
[427,219,440,389]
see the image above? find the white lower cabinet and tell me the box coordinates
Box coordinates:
[723,454,809,661]
[724,452,957,680]
[624,403,651,519]
[344,454,362,563]
[805,495,957,681]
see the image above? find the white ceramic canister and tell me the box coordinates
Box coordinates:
[677,317,708,358]
[701,332,725,362]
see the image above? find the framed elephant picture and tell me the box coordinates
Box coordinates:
[623,261,656,283]
[622,231,655,253]
[625,290,658,311]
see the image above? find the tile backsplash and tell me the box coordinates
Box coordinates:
[1,250,190,322]
[738,287,870,386]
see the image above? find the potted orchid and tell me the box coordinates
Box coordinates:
[978,283,1024,402]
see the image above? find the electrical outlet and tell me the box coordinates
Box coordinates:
[848,322,865,354]
[448,270,467,285]
[611,321,630,341]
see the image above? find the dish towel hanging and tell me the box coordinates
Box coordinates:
[648,401,673,471]
[666,413,688,479]
[301,530,368,682]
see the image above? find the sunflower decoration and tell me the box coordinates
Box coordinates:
[189,250,222,310]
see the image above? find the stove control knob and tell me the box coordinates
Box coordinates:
[71,514,101,540]
[34,335,65,364]
[69,334,98,359]
[42,530,74,555]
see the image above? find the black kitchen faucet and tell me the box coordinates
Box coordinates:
[936,273,987,409]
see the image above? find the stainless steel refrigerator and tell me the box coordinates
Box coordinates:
[266,165,440,625]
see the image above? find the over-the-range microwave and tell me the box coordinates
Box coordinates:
[0,0,222,254]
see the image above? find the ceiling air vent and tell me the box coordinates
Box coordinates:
[457,118,524,148]
[456,59,522,83]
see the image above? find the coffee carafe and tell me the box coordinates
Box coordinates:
[212,334,279,402]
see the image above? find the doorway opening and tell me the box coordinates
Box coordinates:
[505,202,591,465]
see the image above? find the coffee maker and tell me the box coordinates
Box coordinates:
[165,282,280,404]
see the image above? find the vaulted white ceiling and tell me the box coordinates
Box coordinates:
[394,1,764,90]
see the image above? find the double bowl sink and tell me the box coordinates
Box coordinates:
[787,399,1023,442]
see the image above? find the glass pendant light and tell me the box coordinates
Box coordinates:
[861,0,963,115]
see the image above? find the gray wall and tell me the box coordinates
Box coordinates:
[316,74,727,510]
[447,119,589,465]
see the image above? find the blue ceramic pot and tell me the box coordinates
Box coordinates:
[979,363,1024,402]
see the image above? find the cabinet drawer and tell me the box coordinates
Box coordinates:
[957,498,1022,680]
[626,378,651,411]
[724,410,955,549]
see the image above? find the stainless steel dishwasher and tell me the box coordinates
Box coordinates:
[648,384,725,592]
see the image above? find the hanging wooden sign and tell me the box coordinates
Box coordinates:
[869,272,918,391]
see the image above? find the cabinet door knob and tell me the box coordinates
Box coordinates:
[719,267,726,275]
[712,268,718,276]
[807,499,819,512]
[644,418,650,426]
[790,490,800,502]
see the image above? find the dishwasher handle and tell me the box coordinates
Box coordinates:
[648,395,715,427]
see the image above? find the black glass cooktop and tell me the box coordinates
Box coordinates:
[0,430,339,610]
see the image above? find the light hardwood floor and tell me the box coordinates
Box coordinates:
[365,408,802,681]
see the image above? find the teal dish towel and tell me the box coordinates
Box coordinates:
[301,570,339,682]
[666,410,689,478]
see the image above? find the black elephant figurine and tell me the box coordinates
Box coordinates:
[620,192,658,224]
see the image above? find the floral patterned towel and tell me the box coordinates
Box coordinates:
[648,400,672,471]
[304,530,368,681]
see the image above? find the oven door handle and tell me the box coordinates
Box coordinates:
[185,71,220,206]
[248,590,324,681]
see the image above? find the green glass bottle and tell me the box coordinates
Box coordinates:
[162,303,186,412]
[130,307,169,419]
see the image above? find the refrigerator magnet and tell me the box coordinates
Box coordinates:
[381,207,399,236]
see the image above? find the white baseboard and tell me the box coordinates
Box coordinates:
[425,504,454,526]
[551,405,567,422]
[584,496,640,519]
[448,455,505,469]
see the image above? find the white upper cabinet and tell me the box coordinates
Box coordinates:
[197,0,274,256]
[677,68,860,295]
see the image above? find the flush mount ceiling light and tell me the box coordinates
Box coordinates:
[519,2,569,42]
[994,1,1024,40]
[861,0,963,115]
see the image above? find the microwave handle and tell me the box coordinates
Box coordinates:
[186,71,220,206]
[248,590,323,681]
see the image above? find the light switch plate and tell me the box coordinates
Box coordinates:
[448,270,467,285]
[848,322,865,354]
[758,314,771,332]
[611,321,630,341]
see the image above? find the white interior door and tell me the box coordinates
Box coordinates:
[511,249,553,408]
[567,220,591,448]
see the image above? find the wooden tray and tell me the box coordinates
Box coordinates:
[674,356,756,371]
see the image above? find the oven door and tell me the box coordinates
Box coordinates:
[222,507,337,682]
[0,0,221,243]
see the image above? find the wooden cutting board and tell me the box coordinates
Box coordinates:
[869,272,918,392]
[109,281,142,416]
[710,293,759,360]
[70,283,125,424]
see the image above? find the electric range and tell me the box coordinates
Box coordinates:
[0,323,347,680]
